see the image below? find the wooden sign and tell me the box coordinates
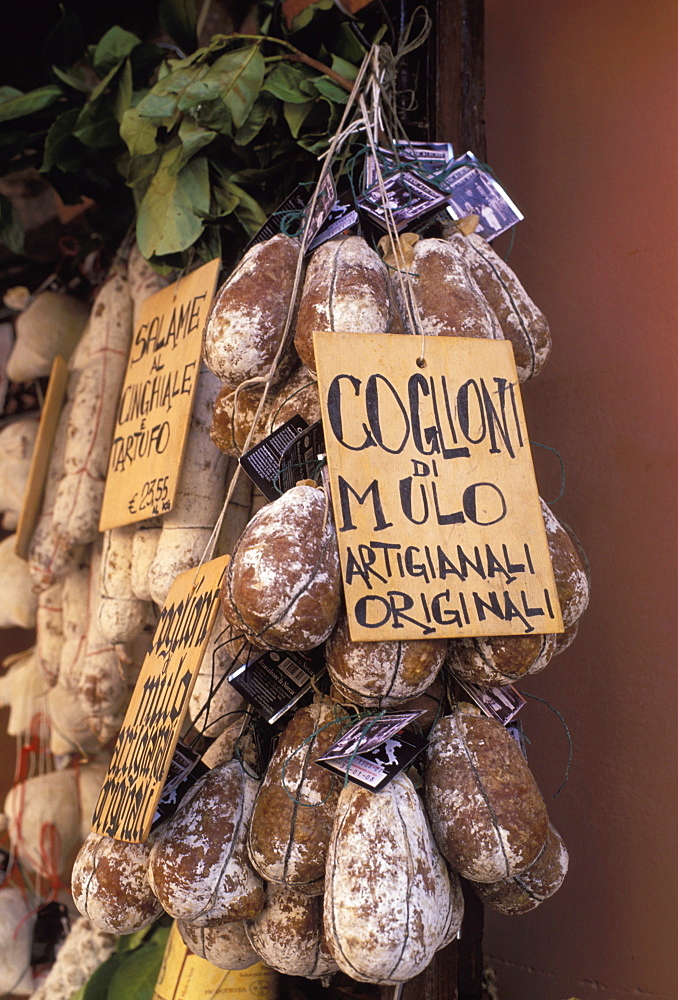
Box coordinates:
[152,922,277,1000]
[91,554,230,842]
[314,332,563,641]
[15,356,68,559]
[99,258,221,532]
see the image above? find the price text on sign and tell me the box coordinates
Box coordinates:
[99,258,221,531]
[92,554,230,842]
[314,332,563,641]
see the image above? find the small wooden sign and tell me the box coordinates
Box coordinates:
[15,356,68,560]
[314,332,563,641]
[91,554,230,842]
[99,258,221,532]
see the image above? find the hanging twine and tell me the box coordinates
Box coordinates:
[280,708,390,805]
[519,690,573,798]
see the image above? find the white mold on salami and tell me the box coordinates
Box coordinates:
[247,697,342,891]
[447,230,551,381]
[71,831,163,934]
[324,772,463,984]
[204,235,301,390]
[222,484,341,650]
[541,498,590,628]
[247,883,338,978]
[148,759,264,926]
[425,710,548,882]
[294,236,400,373]
[392,238,504,340]
[326,611,446,707]
[179,918,260,970]
[470,822,569,915]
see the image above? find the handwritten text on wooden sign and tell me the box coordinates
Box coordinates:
[91,554,229,842]
[99,257,220,531]
[314,332,563,641]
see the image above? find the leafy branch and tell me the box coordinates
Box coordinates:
[0,3,370,271]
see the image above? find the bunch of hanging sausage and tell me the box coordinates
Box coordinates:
[64,227,589,989]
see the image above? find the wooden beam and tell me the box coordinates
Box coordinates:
[432,0,486,159]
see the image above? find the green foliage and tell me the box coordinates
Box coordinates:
[68,919,171,1000]
[158,0,197,56]
[0,192,24,254]
[0,86,64,124]
[0,2,373,267]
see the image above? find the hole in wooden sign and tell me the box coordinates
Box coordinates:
[416,356,427,368]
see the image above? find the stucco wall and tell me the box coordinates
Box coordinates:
[483,3,678,998]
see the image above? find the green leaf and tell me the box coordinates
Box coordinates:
[42,108,82,171]
[159,0,197,55]
[195,99,232,135]
[177,118,216,158]
[230,182,267,234]
[283,98,314,138]
[90,60,124,104]
[127,141,165,193]
[198,224,223,265]
[0,192,25,255]
[136,147,209,257]
[52,65,92,94]
[120,107,159,157]
[78,952,126,1000]
[234,94,277,145]
[73,98,120,148]
[135,65,204,123]
[330,53,358,82]
[334,22,368,64]
[289,0,333,31]
[43,7,86,70]
[198,46,265,129]
[106,926,170,1000]
[0,86,22,101]
[312,76,349,104]
[93,26,141,77]
[114,60,134,123]
[262,62,315,104]
[116,926,154,955]
[116,914,172,954]
[0,85,63,123]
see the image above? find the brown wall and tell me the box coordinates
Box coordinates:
[483,2,678,998]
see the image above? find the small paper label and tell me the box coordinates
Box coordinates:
[316,730,428,792]
[357,169,449,232]
[278,420,325,492]
[30,902,70,967]
[300,173,337,247]
[363,141,455,190]
[317,710,425,763]
[228,647,325,724]
[506,720,528,758]
[308,196,359,252]
[456,678,526,726]
[246,175,336,250]
[444,152,523,240]
[239,415,309,500]
[247,186,309,247]
[151,740,209,829]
